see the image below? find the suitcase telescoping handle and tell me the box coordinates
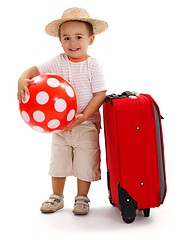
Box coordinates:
[105,91,140,105]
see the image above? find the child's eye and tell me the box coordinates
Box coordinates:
[77,36,83,40]
[63,37,70,41]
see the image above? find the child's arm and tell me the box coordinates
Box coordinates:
[66,90,106,130]
[17,66,40,102]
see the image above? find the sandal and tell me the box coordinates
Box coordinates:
[40,193,64,213]
[72,196,90,215]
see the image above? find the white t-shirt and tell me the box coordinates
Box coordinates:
[36,53,107,124]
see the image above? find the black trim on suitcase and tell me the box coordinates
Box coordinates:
[104,91,139,105]
[107,171,115,206]
[118,185,137,223]
[153,103,166,203]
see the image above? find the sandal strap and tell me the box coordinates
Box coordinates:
[44,194,63,204]
[50,193,62,200]
[74,196,90,206]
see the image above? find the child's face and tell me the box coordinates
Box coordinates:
[59,21,95,60]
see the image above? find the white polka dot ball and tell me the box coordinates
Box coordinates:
[19,74,77,133]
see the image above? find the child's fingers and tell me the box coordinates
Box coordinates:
[28,79,34,84]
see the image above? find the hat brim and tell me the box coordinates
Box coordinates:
[45,18,108,37]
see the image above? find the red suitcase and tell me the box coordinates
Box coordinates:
[103,91,167,223]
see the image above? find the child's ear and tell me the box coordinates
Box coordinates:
[89,35,95,45]
[59,37,63,47]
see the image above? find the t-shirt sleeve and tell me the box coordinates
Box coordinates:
[36,56,60,75]
[90,58,107,93]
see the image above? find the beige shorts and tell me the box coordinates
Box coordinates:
[49,123,101,182]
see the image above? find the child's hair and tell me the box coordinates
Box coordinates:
[59,20,94,38]
[84,22,94,36]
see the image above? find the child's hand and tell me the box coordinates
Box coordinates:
[17,77,34,102]
[64,114,85,131]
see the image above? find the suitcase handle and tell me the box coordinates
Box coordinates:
[105,91,140,104]
[121,91,140,98]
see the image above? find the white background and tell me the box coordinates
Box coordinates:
[0,0,183,239]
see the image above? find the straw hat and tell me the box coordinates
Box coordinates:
[45,7,108,37]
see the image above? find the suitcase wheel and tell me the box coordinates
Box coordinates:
[143,208,150,217]
[121,205,136,223]
[139,208,150,217]
[122,215,136,224]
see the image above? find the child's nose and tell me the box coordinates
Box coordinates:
[70,39,77,46]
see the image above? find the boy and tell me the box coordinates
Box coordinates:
[17,7,108,215]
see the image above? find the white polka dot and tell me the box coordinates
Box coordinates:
[22,92,30,104]
[33,110,45,122]
[32,75,41,83]
[46,78,60,88]
[32,126,45,133]
[67,109,75,121]
[21,111,30,122]
[47,119,60,129]
[65,85,75,98]
[54,98,67,112]
[36,91,49,105]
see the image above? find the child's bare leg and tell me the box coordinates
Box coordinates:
[77,178,91,196]
[52,176,66,196]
